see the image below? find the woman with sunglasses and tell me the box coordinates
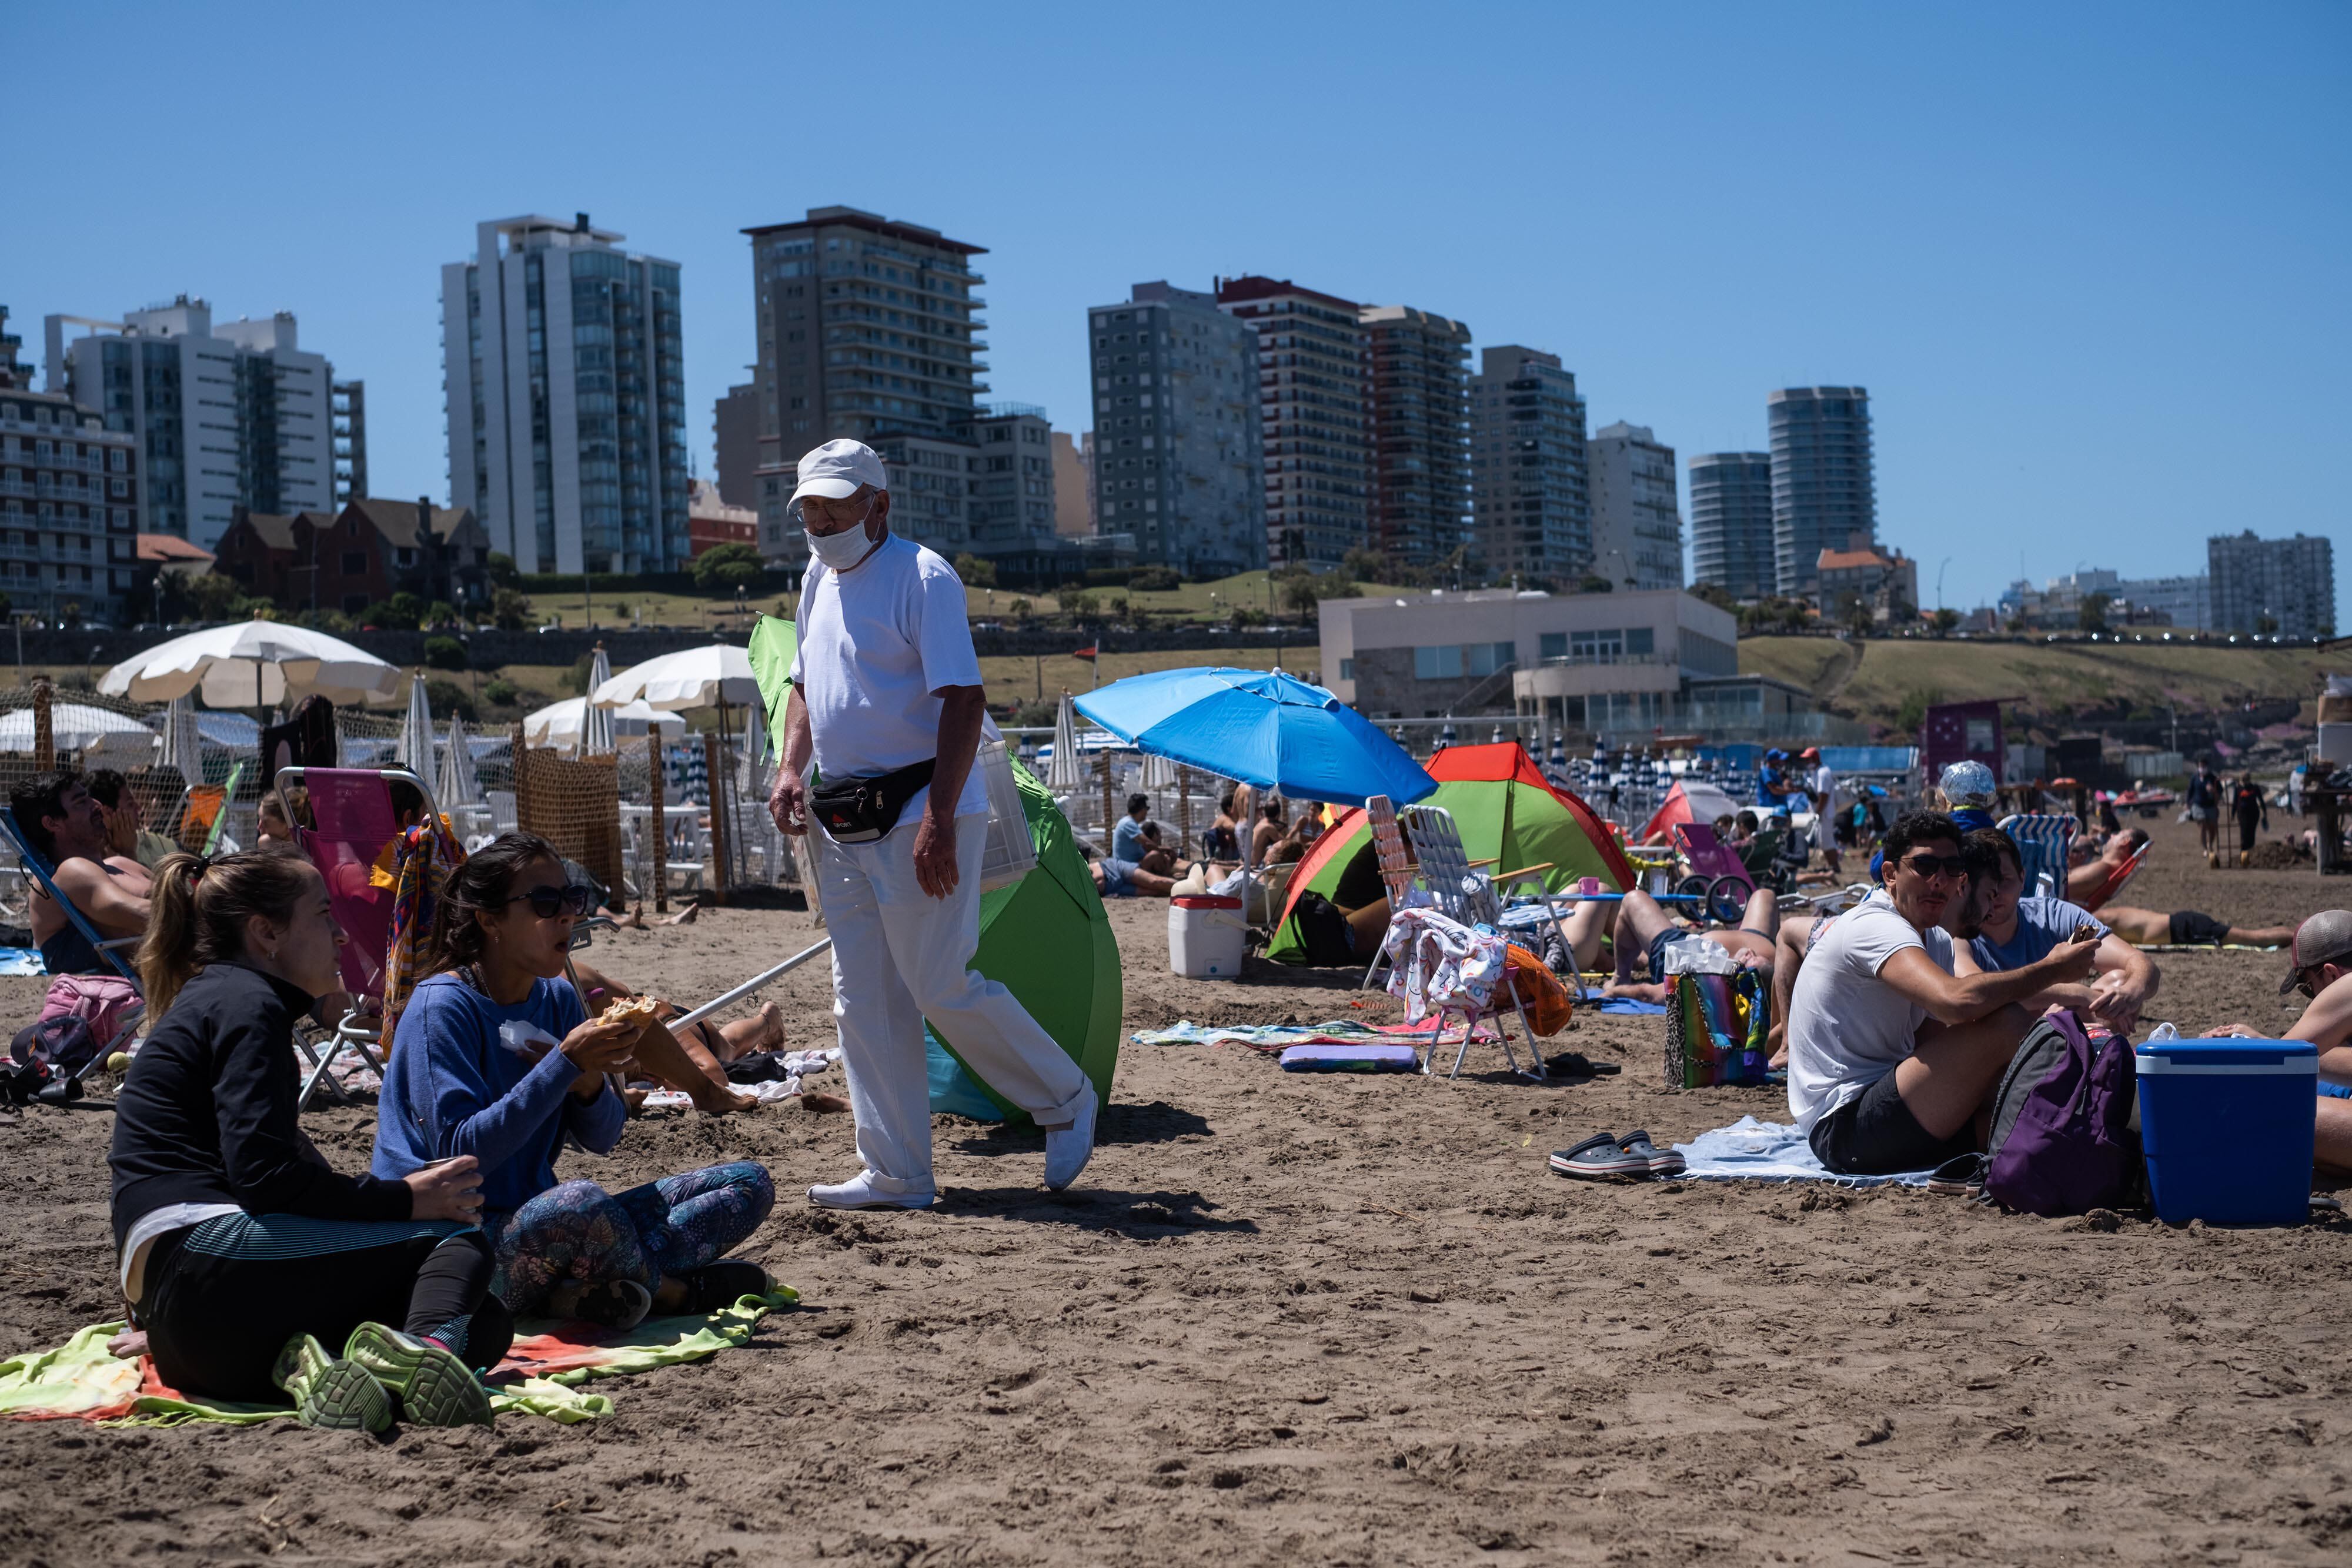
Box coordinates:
[371,834,774,1329]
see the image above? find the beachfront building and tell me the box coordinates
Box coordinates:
[1088,282,1265,577]
[1768,386,1875,599]
[742,206,987,565]
[1215,275,1366,572]
[45,298,337,551]
[1688,450,1775,601]
[687,479,757,559]
[442,214,690,576]
[2116,573,2210,631]
[1588,422,1684,591]
[332,379,367,504]
[1359,304,1472,575]
[1319,586,1836,741]
[2208,530,2336,639]
[1467,345,1590,590]
[713,381,759,510]
[1815,534,1919,626]
[0,367,139,623]
[969,404,1058,554]
[1050,430,1091,537]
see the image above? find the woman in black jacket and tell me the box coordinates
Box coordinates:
[109,847,502,1430]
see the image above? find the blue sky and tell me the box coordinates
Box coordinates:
[8,2,2346,617]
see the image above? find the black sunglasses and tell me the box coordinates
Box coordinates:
[1900,853,1967,881]
[501,883,596,919]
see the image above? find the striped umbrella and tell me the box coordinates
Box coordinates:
[437,715,483,808]
[161,694,205,787]
[394,671,435,775]
[580,646,615,757]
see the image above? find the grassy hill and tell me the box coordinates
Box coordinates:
[1739,634,2342,738]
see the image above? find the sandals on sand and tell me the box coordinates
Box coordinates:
[1927,1153,1987,1198]
[1617,1129,1686,1177]
[1549,1132,1655,1179]
[676,1261,774,1315]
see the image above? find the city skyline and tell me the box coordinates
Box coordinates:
[5,4,2344,616]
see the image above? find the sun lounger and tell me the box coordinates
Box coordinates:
[1999,813,2075,900]
[0,809,147,1055]
[2077,841,2150,914]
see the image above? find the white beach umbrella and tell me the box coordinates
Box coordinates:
[394,673,435,773]
[99,617,400,708]
[159,694,205,785]
[580,646,616,758]
[0,703,158,754]
[437,715,483,808]
[1047,691,1082,792]
[592,643,759,713]
[524,696,684,748]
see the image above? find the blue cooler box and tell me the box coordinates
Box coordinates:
[2134,1037,2317,1225]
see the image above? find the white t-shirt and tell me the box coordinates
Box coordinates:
[790,531,988,821]
[1785,888,1955,1131]
[1811,765,1837,807]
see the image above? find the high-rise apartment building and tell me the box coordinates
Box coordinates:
[1359,305,1471,574]
[46,297,336,550]
[742,206,988,563]
[1215,275,1365,572]
[2116,573,2210,631]
[1588,423,1685,591]
[1468,345,1590,589]
[1050,430,1091,537]
[1688,451,1775,601]
[1768,386,1875,598]
[332,379,367,504]
[442,214,689,574]
[2208,531,2336,638]
[970,404,1058,553]
[1088,282,1265,577]
[713,382,759,509]
[1,305,140,621]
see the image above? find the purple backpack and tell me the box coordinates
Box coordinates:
[1982,1009,2143,1216]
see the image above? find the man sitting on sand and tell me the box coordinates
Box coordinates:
[2201,911,2352,1175]
[12,768,152,974]
[1112,793,1152,865]
[1786,811,2099,1176]
[1949,828,2159,1033]
[1088,844,1180,899]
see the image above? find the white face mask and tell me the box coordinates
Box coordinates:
[804,519,877,570]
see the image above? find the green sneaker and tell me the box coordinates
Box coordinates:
[270,1332,393,1432]
[342,1322,494,1428]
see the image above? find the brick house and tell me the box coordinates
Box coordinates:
[214,497,489,617]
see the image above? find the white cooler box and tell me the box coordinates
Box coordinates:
[1168,894,1246,978]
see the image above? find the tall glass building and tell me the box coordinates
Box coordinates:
[1468,345,1590,589]
[1689,451,1775,601]
[1768,386,1875,599]
[442,215,689,575]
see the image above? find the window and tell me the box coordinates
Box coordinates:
[1625,627,1654,656]
[342,551,366,574]
[1414,645,1462,680]
[1539,632,1566,660]
[1339,657,1355,681]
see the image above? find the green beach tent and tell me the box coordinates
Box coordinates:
[746,614,1121,1123]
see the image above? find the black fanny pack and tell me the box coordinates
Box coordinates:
[810,758,936,843]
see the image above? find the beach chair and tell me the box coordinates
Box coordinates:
[1671,821,1758,922]
[1357,794,1422,991]
[0,808,148,1053]
[1999,814,2076,900]
[2078,840,2150,914]
[275,766,460,1109]
[1394,808,1558,1081]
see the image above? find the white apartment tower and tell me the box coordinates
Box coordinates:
[443,215,690,575]
[1588,422,1685,591]
[46,298,335,550]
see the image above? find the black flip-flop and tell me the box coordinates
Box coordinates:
[1926,1153,1986,1198]
[1542,1051,1623,1078]
[1549,1132,1653,1179]
[1618,1129,1685,1176]
[676,1260,773,1314]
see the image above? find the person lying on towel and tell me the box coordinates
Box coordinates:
[1784,811,2098,1178]
[2076,904,2298,950]
[2196,910,2352,1176]
[1566,883,1782,1005]
[370,833,775,1332]
[109,846,503,1430]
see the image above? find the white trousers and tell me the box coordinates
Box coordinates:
[812,813,1089,1191]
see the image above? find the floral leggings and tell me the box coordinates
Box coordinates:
[491,1161,775,1316]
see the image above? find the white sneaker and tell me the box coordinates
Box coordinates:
[807,1171,934,1210]
[1042,1084,1100,1192]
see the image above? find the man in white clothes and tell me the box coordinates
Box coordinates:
[1785,810,2096,1176]
[767,439,1098,1209]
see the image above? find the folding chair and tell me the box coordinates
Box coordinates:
[0,808,148,1051]
[2079,840,2151,914]
[1998,814,2076,900]
[1358,794,1421,991]
[1393,807,1552,1081]
[275,766,457,1109]
[1380,904,1549,1082]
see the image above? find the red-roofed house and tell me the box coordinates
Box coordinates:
[1815,534,1919,626]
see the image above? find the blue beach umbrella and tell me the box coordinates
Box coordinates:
[1074,666,1436,806]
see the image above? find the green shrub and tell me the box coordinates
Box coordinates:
[483,677,519,707]
[692,542,766,591]
[954,551,999,588]
[1128,565,1180,592]
[424,678,476,723]
[423,635,468,671]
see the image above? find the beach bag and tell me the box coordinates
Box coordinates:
[37,974,142,1056]
[1501,943,1573,1037]
[1663,970,1772,1088]
[1981,1009,2141,1216]
[12,1011,104,1077]
[1288,891,1358,967]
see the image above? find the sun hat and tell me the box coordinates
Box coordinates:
[2280,910,2352,994]
[789,439,888,507]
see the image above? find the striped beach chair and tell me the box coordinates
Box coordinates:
[1998,813,2076,900]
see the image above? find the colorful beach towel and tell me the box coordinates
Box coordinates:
[1673,1115,1935,1188]
[1130,1018,1500,1052]
[0,947,45,976]
[0,1288,795,1427]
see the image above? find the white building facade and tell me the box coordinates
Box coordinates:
[46,299,334,550]
[443,215,690,576]
[1587,422,1685,591]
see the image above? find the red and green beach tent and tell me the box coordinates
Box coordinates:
[1266,740,1637,964]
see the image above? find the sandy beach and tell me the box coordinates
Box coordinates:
[2,809,2346,1565]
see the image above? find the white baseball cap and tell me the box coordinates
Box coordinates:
[789,439,888,507]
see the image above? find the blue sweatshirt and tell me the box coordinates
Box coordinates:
[370,970,623,1223]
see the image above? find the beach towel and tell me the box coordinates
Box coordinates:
[0,1288,795,1427]
[1673,1115,1935,1188]
[1382,907,1509,1023]
[0,947,45,976]
[1129,1018,1500,1051]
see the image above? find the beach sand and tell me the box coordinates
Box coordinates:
[2,810,2346,1564]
